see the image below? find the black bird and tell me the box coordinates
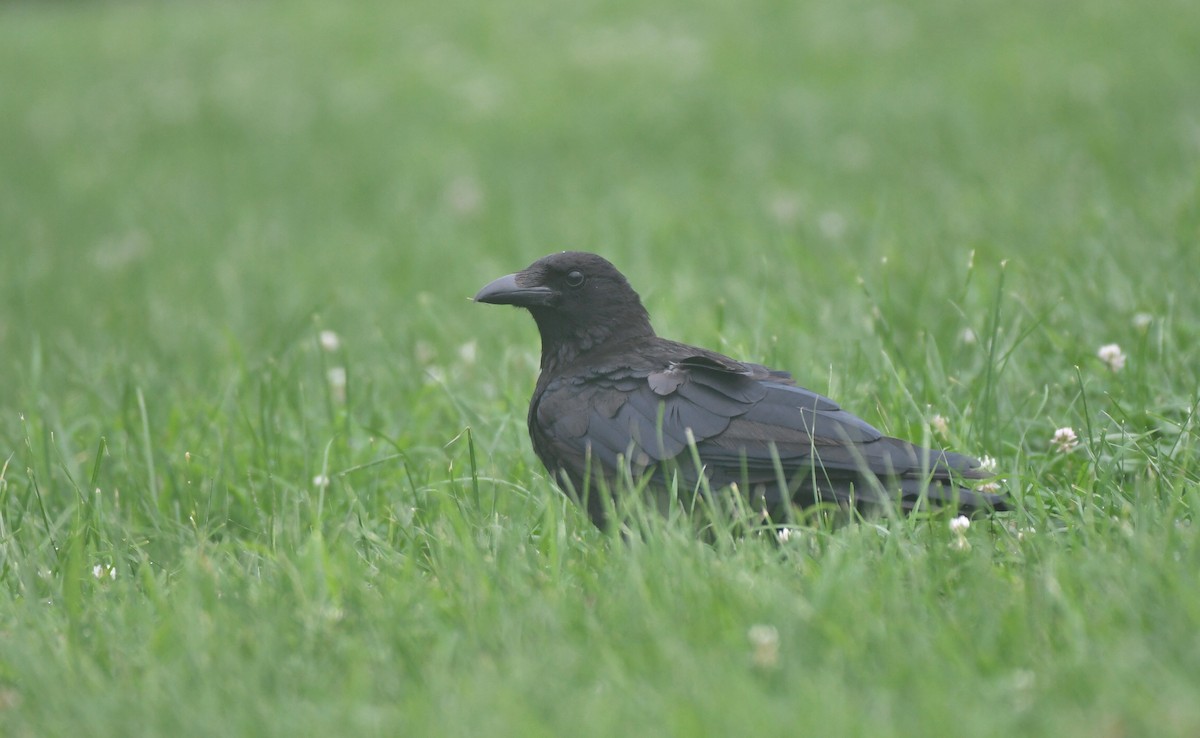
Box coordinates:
[475,251,1007,528]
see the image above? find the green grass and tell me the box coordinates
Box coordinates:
[2,0,1200,734]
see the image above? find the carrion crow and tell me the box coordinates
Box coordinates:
[475,251,1008,528]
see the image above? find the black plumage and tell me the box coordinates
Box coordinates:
[475,251,1008,528]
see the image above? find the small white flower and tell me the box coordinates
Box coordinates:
[92,564,116,580]
[326,366,347,403]
[1097,343,1126,372]
[457,76,502,113]
[414,341,436,365]
[444,175,484,216]
[1017,527,1036,541]
[767,192,803,225]
[1012,668,1036,691]
[776,527,795,544]
[747,624,780,669]
[960,327,978,345]
[458,340,477,365]
[1052,427,1079,453]
[978,455,997,473]
[313,474,330,488]
[949,515,971,551]
[817,211,847,239]
[1132,313,1153,331]
[318,330,341,352]
[425,366,447,385]
[977,481,1001,495]
[930,414,949,436]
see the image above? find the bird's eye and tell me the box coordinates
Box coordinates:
[565,270,586,288]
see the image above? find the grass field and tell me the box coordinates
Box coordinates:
[3,0,1200,735]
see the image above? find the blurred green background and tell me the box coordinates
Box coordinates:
[2,0,1199,735]
[6,0,1196,365]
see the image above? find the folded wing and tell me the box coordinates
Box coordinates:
[531,353,991,512]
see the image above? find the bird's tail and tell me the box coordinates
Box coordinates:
[894,477,1011,515]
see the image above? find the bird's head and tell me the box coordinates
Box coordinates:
[474,252,655,368]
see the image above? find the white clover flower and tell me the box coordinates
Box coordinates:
[977,481,1001,495]
[1132,313,1153,331]
[1097,343,1126,372]
[776,527,795,544]
[326,366,347,403]
[949,515,971,551]
[457,76,502,113]
[318,330,341,352]
[1052,427,1079,453]
[767,191,803,225]
[930,414,949,436]
[444,175,484,216]
[414,341,436,365]
[92,564,116,580]
[312,474,330,488]
[978,455,997,473]
[817,211,847,239]
[424,366,447,385]
[747,624,780,669]
[458,340,478,365]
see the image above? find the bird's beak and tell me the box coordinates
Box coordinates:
[473,273,556,307]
